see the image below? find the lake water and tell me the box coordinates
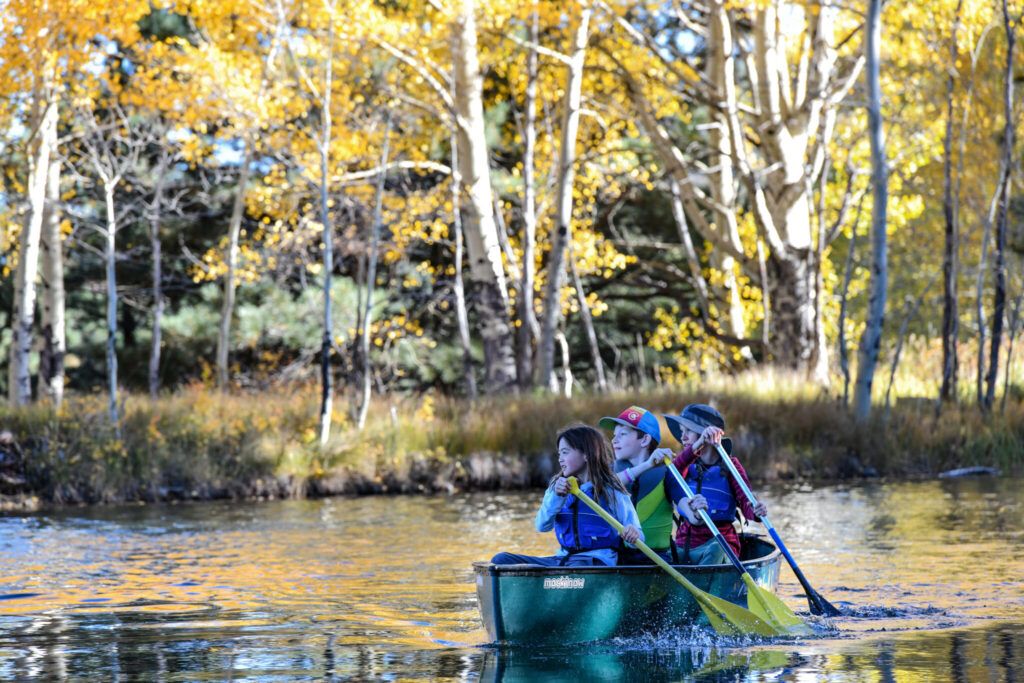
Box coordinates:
[0,477,1022,680]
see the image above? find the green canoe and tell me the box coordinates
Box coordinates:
[474,534,782,645]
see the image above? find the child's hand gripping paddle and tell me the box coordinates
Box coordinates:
[565,477,780,637]
[712,444,841,617]
[663,457,815,636]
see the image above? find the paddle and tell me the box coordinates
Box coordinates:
[712,443,842,617]
[663,457,814,636]
[565,477,780,638]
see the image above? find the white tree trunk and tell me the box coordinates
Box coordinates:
[984,0,1014,409]
[103,182,120,425]
[939,0,964,404]
[623,0,856,379]
[976,191,996,404]
[452,0,516,393]
[570,250,607,391]
[538,4,591,392]
[751,3,815,371]
[319,22,337,444]
[216,147,252,391]
[39,152,65,407]
[450,135,478,398]
[148,153,169,400]
[556,330,572,398]
[357,117,391,430]
[708,3,751,357]
[670,176,711,320]
[318,165,334,442]
[149,217,164,400]
[517,8,540,389]
[852,0,888,421]
[8,95,57,405]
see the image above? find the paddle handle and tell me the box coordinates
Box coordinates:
[762,523,835,615]
[764,526,812,589]
[663,457,748,576]
[712,444,775,533]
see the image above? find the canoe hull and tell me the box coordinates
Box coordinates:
[474,535,781,645]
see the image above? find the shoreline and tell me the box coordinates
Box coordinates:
[0,445,1011,513]
[2,384,1020,512]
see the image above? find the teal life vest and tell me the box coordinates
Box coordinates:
[554,482,620,552]
[684,463,737,522]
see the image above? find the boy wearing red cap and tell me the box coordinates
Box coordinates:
[599,405,685,564]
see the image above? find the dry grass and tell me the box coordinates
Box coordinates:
[1,349,1022,505]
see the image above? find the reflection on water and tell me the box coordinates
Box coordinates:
[479,645,795,682]
[0,478,1021,680]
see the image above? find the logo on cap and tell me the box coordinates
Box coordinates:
[600,405,661,445]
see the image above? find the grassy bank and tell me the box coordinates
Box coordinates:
[1,370,1022,508]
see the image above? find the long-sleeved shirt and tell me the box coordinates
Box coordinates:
[535,480,644,566]
[672,445,759,556]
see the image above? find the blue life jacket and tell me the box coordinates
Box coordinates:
[685,463,737,522]
[554,483,620,552]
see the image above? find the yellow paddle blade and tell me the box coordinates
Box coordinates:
[566,477,781,638]
[741,574,817,637]
[694,589,782,638]
[661,453,814,636]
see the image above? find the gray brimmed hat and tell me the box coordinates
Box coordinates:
[664,404,732,454]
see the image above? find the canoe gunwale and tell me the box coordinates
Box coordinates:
[473,533,781,577]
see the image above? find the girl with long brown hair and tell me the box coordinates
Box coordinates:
[490,424,644,567]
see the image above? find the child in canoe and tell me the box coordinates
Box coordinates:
[661,404,767,566]
[490,424,644,567]
[599,405,685,564]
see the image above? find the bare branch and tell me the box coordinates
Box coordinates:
[374,38,456,128]
[332,160,451,185]
[482,25,572,65]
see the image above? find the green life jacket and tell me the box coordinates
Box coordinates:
[627,467,674,550]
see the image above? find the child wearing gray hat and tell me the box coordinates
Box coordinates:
[660,404,767,565]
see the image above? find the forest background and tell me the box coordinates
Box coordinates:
[1,0,1022,506]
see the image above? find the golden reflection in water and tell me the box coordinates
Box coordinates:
[0,479,1022,681]
[749,477,1024,633]
[3,481,1023,637]
[0,495,564,650]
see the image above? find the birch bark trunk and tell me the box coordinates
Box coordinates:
[8,92,57,405]
[103,182,120,426]
[750,2,821,376]
[318,36,336,444]
[215,147,253,391]
[707,1,750,357]
[357,118,391,430]
[39,154,65,406]
[517,8,541,389]
[939,0,964,405]
[450,135,478,399]
[976,194,995,405]
[538,5,591,392]
[852,0,888,421]
[620,0,858,381]
[147,152,169,399]
[452,0,516,393]
[984,0,1014,409]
